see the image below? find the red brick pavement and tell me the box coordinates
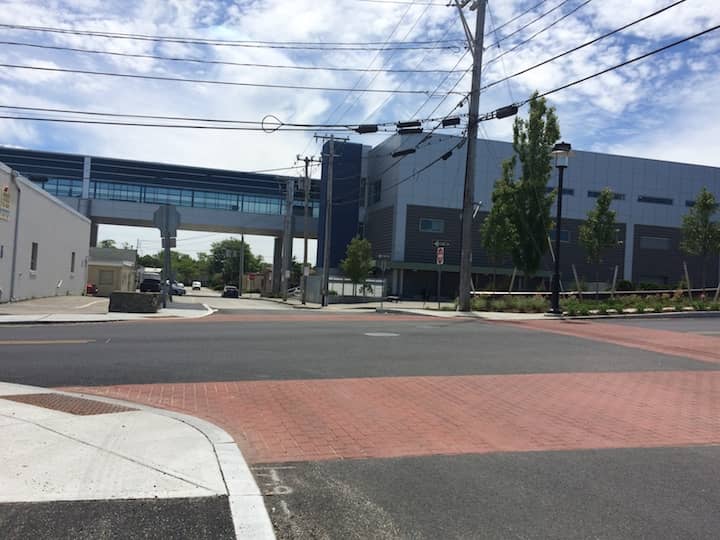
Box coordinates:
[509,319,720,364]
[156,313,434,324]
[64,371,720,464]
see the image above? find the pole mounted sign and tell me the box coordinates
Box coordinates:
[436,247,445,265]
[153,205,181,305]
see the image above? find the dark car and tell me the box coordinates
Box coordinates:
[171,282,186,295]
[139,277,162,293]
[86,283,98,295]
[222,285,239,298]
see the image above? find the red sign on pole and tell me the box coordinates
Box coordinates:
[436,247,445,265]
[248,273,256,281]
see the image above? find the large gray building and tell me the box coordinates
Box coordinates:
[0,162,90,303]
[320,134,720,298]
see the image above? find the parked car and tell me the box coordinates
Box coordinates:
[171,282,186,295]
[139,277,162,293]
[86,283,98,295]
[222,285,239,298]
[192,281,202,291]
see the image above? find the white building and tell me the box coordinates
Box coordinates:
[0,162,90,303]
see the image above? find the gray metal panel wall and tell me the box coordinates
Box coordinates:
[633,224,718,287]
[366,206,394,258]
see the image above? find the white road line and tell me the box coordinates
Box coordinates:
[74,300,105,309]
[364,332,400,337]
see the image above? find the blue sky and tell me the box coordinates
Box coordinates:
[0,0,718,261]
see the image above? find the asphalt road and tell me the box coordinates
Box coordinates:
[2,310,720,539]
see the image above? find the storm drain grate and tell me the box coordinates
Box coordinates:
[1,393,136,415]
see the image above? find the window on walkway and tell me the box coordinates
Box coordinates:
[419,218,444,233]
[639,236,671,250]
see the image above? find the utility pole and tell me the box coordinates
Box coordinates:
[321,136,335,307]
[297,154,321,305]
[457,0,487,312]
[239,234,245,296]
[281,177,294,301]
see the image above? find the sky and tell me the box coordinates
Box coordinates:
[0,0,718,262]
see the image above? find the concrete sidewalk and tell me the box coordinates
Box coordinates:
[0,382,273,539]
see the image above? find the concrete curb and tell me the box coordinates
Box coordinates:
[0,303,216,325]
[555,310,720,321]
[37,384,275,540]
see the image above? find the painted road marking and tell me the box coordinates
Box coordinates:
[365,332,400,337]
[74,300,105,309]
[0,339,95,345]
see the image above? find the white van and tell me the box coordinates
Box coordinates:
[191,281,202,291]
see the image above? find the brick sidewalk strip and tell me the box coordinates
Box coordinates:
[509,320,720,364]
[163,313,433,324]
[65,371,720,464]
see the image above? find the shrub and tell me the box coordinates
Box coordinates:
[616,280,634,291]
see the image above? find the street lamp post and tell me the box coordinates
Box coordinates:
[549,141,571,315]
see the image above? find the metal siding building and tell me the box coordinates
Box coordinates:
[320,133,720,298]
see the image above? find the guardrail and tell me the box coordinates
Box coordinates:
[471,287,719,298]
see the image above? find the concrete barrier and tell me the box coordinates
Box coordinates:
[109,292,161,313]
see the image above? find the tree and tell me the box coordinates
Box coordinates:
[98,239,116,248]
[481,176,515,290]
[579,187,618,298]
[340,236,373,296]
[137,254,162,268]
[207,238,263,289]
[681,187,720,290]
[501,92,561,282]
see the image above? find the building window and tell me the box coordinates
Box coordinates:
[0,245,3,259]
[99,270,114,285]
[419,218,444,233]
[638,195,673,205]
[639,236,671,250]
[588,190,626,201]
[686,200,695,207]
[546,186,574,196]
[30,242,38,271]
[371,180,382,203]
[549,229,571,243]
[70,252,76,273]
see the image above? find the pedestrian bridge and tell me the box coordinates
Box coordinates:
[0,146,320,240]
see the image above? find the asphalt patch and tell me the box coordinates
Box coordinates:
[0,496,235,539]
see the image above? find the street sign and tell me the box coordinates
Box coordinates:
[376,254,390,273]
[432,240,450,248]
[161,237,176,248]
[248,273,256,281]
[436,247,445,265]
[153,205,181,237]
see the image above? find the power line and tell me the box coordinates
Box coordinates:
[0,40,463,74]
[484,0,574,49]
[0,23,459,51]
[527,22,720,103]
[481,0,687,92]
[491,0,549,34]
[0,63,460,95]
[483,0,594,71]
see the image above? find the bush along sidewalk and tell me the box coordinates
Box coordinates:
[467,293,720,315]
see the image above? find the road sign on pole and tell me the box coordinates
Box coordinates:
[436,247,445,265]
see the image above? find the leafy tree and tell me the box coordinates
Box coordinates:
[481,176,515,290]
[98,239,116,248]
[207,238,263,288]
[681,187,720,290]
[137,254,162,268]
[579,187,618,298]
[501,92,561,281]
[340,236,373,296]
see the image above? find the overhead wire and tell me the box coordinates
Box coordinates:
[0,23,460,51]
[0,63,459,94]
[0,40,464,74]
[484,0,574,49]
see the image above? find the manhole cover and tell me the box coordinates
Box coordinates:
[1,393,136,415]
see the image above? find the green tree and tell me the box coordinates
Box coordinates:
[137,254,162,268]
[579,187,618,298]
[98,239,116,248]
[681,187,720,290]
[481,176,515,291]
[501,92,561,282]
[207,238,263,289]
[340,236,373,296]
